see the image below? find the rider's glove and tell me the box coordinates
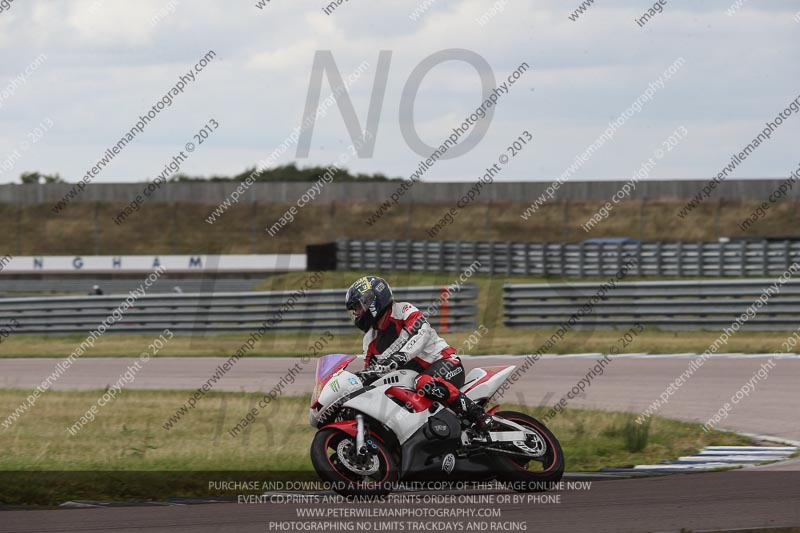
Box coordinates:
[373,352,407,373]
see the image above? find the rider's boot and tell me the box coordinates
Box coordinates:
[453,393,494,432]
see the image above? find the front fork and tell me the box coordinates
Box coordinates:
[353,414,381,470]
[355,414,366,455]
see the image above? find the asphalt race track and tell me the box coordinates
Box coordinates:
[2,467,799,532]
[2,353,799,441]
[2,354,799,532]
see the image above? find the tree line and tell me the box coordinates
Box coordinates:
[18,164,400,184]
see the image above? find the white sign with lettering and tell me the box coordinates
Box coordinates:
[0,255,306,274]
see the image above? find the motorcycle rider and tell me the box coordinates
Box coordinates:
[345,275,494,431]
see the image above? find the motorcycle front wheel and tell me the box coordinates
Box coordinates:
[310,427,399,496]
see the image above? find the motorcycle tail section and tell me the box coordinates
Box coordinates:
[460,365,516,402]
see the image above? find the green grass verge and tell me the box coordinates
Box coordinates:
[1,271,795,358]
[4,329,793,359]
[0,389,751,504]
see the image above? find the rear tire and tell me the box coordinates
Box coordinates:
[493,411,564,492]
[310,427,399,496]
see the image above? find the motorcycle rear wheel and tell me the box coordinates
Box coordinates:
[310,427,399,496]
[492,410,565,492]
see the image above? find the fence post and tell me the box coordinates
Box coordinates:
[506,241,513,275]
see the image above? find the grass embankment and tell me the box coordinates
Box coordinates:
[1,271,795,358]
[0,390,750,504]
[0,198,796,255]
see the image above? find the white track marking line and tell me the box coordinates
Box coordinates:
[465,353,800,360]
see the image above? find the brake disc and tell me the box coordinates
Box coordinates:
[513,429,546,458]
[336,439,380,476]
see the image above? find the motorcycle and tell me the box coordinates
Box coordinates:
[309,353,564,495]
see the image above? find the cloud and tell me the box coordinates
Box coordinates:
[0,0,797,183]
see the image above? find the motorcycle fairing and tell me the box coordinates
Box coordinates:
[461,366,516,401]
[342,370,438,444]
[318,420,386,443]
[312,354,358,407]
[385,387,433,412]
[398,410,498,480]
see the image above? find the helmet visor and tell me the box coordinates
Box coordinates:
[347,290,376,323]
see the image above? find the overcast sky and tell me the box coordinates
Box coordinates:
[0,0,798,184]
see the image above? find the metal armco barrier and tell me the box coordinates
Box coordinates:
[0,285,477,335]
[337,239,800,277]
[503,279,800,330]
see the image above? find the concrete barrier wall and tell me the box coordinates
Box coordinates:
[0,179,790,205]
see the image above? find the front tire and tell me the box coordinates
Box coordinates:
[310,427,399,496]
[493,411,564,492]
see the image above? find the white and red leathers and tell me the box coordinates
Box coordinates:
[361,302,455,369]
[361,302,475,412]
[357,300,493,431]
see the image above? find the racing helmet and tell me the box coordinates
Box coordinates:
[345,276,393,333]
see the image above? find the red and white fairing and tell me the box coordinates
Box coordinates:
[461,366,516,399]
[310,354,515,442]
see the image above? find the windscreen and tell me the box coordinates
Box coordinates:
[312,353,356,405]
